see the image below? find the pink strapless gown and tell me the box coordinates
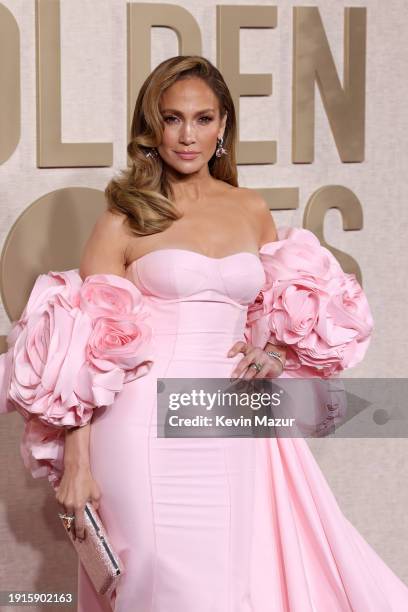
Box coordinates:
[77,249,408,612]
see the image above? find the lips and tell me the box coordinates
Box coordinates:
[175,151,200,160]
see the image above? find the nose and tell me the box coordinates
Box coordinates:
[179,121,196,145]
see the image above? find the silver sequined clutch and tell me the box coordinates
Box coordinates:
[58,502,125,596]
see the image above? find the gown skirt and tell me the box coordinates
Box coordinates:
[76,250,408,612]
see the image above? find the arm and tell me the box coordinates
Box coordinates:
[58,210,129,537]
[229,193,287,378]
[65,210,128,463]
[5,208,154,534]
[255,194,287,367]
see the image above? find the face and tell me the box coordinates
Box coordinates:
[157,77,227,175]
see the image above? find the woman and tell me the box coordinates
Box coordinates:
[2,55,408,611]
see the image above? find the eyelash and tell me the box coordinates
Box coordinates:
[163,116,213,124]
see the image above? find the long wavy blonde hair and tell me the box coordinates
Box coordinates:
[105,55,238,236]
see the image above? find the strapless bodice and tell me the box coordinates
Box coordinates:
[124,249,266,339]
[126,249,265,304]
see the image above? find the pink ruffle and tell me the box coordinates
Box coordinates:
[245,227,374,378]
[1,269,155,488]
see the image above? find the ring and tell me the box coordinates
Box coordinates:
[58,512,76,530]
[250,362,263,373]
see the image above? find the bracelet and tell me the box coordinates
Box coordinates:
[265,350,284,372]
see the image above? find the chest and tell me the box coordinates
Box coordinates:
[127,204,259,262]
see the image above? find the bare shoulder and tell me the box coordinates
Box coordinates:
[79,210,129,280]
[89,209,127,235]
[235,186,266,209]
[223,184,267,212]
[227,186,278,245]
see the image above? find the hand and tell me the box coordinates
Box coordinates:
[55,465,101,542]
[227,341,283,380]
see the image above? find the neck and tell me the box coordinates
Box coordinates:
[166,163,214,204]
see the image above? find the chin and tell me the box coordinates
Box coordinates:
[168,159,208,175]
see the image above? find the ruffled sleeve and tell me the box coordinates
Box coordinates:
[244,226,374,378]
[0,269,154,490]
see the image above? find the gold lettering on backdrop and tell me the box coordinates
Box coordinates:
[216,5,286,210]
[36,0,113,167]
[216,5,277,166]
[0,4,20,164]
[128,3,202,140]
[303,185,364,284]
[293,7,366,162]
[257,188,299,211]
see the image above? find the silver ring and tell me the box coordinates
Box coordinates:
[250,362,263,373]
[59,512,75,519]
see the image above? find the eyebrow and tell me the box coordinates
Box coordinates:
[160,108,216,115]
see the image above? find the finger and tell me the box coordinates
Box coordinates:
[231,348,259,378]
[63,504,77,539]
[55,487,65,507]
[90,483,102,511]
[244,352,283,380]
[74,506,86,541]
[227,341,248,357]
[243,365,259,380]
[90,495,101,511]
[264,358,283,378]
[255,362,271,379]
[253,357,276,379]
[63,502,74,516]
[242,348,272,379]
[244,361,268,380]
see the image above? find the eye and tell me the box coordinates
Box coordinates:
[199,116,213,124]
[162,114,213,125]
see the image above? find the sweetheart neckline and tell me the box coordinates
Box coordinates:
[127,248,262,269]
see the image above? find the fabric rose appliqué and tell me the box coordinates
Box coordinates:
[245,227,374,378]
[0,269,154,488]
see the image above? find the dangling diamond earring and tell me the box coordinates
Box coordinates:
[215,136,227,158]
[144,147,158,160]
